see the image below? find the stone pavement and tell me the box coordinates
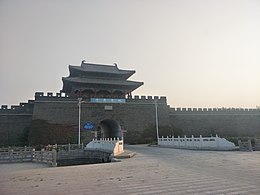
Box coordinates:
[0,145,260,195]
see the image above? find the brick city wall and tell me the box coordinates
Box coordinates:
[0,101,34,146]
[1,92,260,146]
[170,108,260,137]
[32,92,170,142]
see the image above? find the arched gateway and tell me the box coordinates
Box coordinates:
[97,119,122,139]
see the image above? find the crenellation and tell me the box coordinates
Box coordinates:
[11,105,19,110]
[20,103,26,107]
[34,91,74,101]
[31,92,165,102]
[126,95,167,104]
[1,105,8,109]
[0,99,35,115]
[159,96,167,103]
[35,92,44,97]
[170,107,260,115]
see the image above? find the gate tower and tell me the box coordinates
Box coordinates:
[61,60,143,99]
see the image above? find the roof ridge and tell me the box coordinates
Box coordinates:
[81,60,118,69]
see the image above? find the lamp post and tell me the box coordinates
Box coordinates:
[78,98,84,145]
[155,100,159,141]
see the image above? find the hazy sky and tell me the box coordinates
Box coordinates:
[0,0,259,108]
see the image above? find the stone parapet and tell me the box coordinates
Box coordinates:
[0,101,34,114]
[127,95,167,104]
[170,107,260,115]
[34,92,168,104]
[35,92,72,101]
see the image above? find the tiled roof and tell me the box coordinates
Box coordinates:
[63,77,143,86]
[69,61,135,75]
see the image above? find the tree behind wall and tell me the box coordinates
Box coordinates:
[27,119,77,146]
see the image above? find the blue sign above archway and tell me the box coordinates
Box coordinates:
[83,122,95,130]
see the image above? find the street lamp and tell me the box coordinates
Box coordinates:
[78,98,84,145]
[154,100,159,141]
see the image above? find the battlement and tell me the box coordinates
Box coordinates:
[0,100,34,114]
[35,92,69,98]
[34,92,167,104]
[170,107,260,114]
[34,91,75,102]
[127,95,167,104]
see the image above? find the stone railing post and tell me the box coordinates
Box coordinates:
[9,148,13,162]
[248,139,253,151]
[216,135,219,148]
[22,146,27,162]
[41,148,44,162]
[238,140,242,149]
[200,135,203,149]
[31,148,35,161]
[68,143,71,152]
[52,149,57,167]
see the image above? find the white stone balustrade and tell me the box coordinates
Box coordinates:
[86,138,124,155]
[158,135,235,150]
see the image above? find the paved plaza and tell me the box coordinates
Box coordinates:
[0,145,260,195]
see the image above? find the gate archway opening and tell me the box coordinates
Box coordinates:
[97,119,122,139]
